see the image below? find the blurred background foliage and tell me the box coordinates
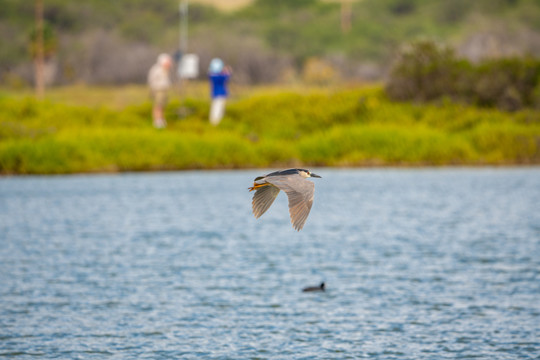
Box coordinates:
[1,0,540,87]
[386,40,540,111]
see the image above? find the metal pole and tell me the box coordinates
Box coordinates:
[341,0,352,34]
[180,0,188,54]
[35,0,45,99]
[178,0,189,117]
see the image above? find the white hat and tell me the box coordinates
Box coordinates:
[158,53,172,66]
[209,58,224,73]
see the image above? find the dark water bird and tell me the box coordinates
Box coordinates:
[302,282,325,292]
[248,168,321,231]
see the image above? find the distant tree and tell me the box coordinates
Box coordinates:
[388,0,417,15]
[29,22,57,60]
[386,39,540,111]
[386,40,462,101]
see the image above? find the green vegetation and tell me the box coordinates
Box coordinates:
[2,0,540,85]
[1,85,538,175]
[386,40,540,111]
[2,1,539,174]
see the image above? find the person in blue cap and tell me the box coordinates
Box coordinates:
[208,58,231,125]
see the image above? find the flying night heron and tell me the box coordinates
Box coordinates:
[248,168,321,231]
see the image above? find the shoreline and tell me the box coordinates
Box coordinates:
[2,163,539,177]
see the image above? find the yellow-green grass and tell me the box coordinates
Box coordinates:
[0,85,538,174]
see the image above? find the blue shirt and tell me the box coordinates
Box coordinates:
[209,73,230,98]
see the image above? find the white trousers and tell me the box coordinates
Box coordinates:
[210,97,226,125]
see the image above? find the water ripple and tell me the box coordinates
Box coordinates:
[1,168,539,359]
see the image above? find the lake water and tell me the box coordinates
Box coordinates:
[1,168,539,359]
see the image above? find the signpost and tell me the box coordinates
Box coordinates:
[177,0,199,117]
[35,0,45,99]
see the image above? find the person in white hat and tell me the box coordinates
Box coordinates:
[147,53,172,128]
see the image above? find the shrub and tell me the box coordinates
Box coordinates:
[302,57,339,85]
[474,58,540,110]
[385,40,465,101]
[386,40,540,111]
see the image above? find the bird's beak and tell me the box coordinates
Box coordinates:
[310,173,321,178]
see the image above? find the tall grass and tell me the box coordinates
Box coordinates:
[0,85,538,174]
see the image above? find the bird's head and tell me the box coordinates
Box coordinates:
[298,169,321,178]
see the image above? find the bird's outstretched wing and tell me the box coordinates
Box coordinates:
[252,184,280,218]
[265,175,315,231]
